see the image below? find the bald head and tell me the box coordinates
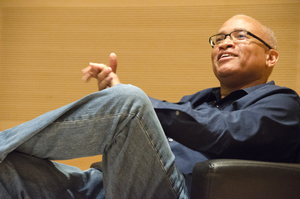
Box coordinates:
[224,15,277,50]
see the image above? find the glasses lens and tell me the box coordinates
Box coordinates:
[215,35,225,44]
[231,30,248,41]
[210,34,224,47]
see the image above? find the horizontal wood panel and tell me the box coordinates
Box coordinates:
[1,1,299,169]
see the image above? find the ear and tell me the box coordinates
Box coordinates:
[266,49,279,68]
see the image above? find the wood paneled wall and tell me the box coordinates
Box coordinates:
[1,0,299,170]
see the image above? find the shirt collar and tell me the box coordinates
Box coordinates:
[243,81,275,93]
[210,81,275,103]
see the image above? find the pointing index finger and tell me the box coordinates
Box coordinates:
[109,53,117,73]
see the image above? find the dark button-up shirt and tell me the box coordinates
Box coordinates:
[150,81,300,175]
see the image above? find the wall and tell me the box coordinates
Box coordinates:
[1,0,299,170]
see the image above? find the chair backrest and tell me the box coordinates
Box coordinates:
[191,159,300,199]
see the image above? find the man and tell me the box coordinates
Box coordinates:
[0,15,299,199]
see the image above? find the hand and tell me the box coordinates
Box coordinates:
[82,53,121,91]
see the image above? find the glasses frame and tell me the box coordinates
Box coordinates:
[209,30,272,49]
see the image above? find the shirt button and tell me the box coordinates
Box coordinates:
[216,105,220,108]
[168,138,174,142]
[176,111,180,116]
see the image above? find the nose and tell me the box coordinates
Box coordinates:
[217,36,235,49]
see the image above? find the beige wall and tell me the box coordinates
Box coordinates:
[1,0,300,170]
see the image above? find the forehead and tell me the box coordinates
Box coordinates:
[218,16,261,34]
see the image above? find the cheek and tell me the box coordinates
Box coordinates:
[242,46,266,61]
[211,50,216,61]
[211,56,219,76]
[239,51,267,77]
[211,49,219,66]
[241,50,266,69]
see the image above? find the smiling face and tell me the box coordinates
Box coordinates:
[211,15,277,91]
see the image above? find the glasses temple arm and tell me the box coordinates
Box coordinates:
[248,32,272,49]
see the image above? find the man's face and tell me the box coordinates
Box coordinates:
[211,16,270,86]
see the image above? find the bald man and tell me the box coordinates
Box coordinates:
[1,15,299,199]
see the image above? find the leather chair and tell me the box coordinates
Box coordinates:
[191,159,300,199]
[91,159,300,198]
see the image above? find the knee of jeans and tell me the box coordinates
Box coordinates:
[91,84,151,110]
[115,84,150,104]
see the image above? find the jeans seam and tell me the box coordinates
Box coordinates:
[135,114,179,197]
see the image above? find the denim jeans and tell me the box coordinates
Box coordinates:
[0,84,188,199]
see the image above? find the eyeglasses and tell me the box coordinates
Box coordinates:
[209,30,272,49]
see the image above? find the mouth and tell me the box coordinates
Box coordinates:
[217,53,237,61]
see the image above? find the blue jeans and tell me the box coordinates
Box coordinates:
[0,84,188,198]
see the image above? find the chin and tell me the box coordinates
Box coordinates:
[216,68,234,77]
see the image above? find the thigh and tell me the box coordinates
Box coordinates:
[13,84,150,160]
[0,151,104,199]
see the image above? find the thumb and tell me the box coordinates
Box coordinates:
[109,53,117,73]
[109,72,121,87]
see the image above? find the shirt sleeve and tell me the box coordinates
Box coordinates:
[150,87,300,162]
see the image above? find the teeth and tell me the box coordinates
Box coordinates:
[218,53,235,60]
[221,54,231,58]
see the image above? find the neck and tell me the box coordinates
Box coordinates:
[220,79,267,98]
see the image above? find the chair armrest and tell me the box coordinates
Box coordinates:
[191,159,300,199]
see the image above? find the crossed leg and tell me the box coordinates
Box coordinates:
[0,84,188,199]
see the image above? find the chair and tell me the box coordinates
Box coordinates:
[191,159,300,199]
[91,159,300,198]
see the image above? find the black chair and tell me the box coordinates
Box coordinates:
[91,159,300,198]
[191,159,300,199]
